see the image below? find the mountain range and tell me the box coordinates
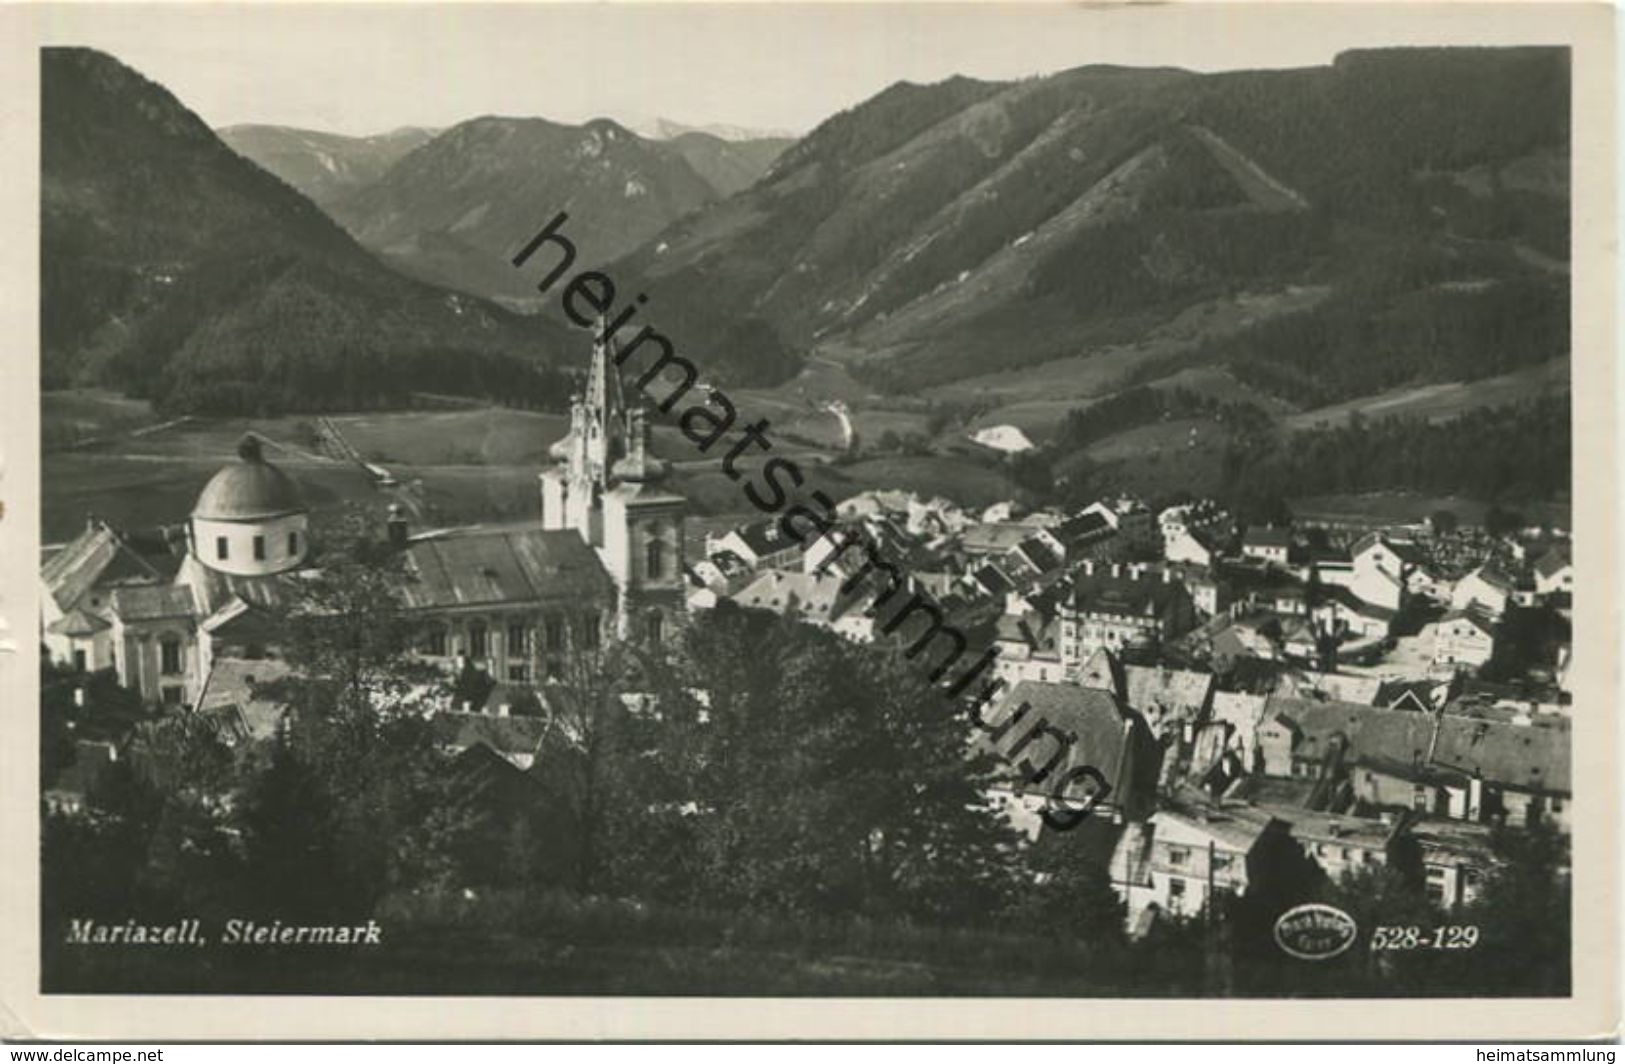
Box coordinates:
[318,116,787,305]
[42,47,574,415]
[42,44,1570,427]
[218,124,439,207]
[611,49,1569,400]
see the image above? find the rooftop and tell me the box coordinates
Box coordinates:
[400,526,613,610]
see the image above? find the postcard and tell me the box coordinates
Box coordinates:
[0,0,1615,1042]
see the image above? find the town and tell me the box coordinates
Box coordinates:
[40,320,1573,960]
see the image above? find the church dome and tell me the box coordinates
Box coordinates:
[192,435,306,521]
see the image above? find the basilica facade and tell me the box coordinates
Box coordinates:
[40,326,689,721]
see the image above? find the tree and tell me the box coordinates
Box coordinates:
[1010,824,1127,949]
[654,605,1023,923]
[267,506,440,723]
[1430,509,1459,537]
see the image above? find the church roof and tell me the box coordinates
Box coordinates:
[109,583,198,623]
[46,607,110,637]
[193,435,306,522]
[400,526,613,610]
[41,520,165,611]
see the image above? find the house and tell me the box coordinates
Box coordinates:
[1122,663,1214,730]
[1048,510,1120,562]
[961,521,1037,558]
[1311,585,1396,642]
[1533,545,1573,599]
[992,613,1065,686]
[1261,696,1571,832]
[1352,533,1425,580]
[1451,563,1515,620]
[729,569,878,641]
[978,681,1162,835]
[1434,605,1498,670]
[430,711,553,771]
[707,517,803,572]
[1164,526,1220,568]
[1111,801,1282,926]
[1276,670,1384,706]
[1210,691,1269,764]
[1056,562,1196,678]
[1265,806,1403,882]
[1308,546,1355,589]
[194,657,294,745]
[1241,526,1292,566]
[1404,818,1500,909]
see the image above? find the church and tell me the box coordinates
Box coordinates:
[40,325,689,720]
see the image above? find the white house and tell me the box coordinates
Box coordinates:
[1241,526,1291,566]
[1451,563,1515,620]
[1434,606,1497,670]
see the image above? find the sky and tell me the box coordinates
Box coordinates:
[31,3,1569,137]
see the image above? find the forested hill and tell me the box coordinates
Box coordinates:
[613,47,1569,396]
[42,48,575,415]
[324,117,787,307]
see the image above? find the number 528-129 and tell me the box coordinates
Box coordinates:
[1370,925,1480,950]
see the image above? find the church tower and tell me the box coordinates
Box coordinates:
[540,320,687,643]
[541,321,630,547]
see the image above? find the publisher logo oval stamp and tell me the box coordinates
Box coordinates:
[1273,904,1358,961]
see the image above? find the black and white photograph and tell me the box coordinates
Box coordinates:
[2,0,1617,1042]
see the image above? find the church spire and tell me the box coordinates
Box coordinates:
[583,313,629,490]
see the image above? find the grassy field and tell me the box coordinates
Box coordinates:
[1289,492,1572,531]
[41,389,161,450]
[921,285,1329,441]
[1284,360,1570,432]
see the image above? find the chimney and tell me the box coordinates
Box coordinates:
[387,504,409,548]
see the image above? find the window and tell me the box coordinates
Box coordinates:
[507,663,530,682]
[423,628,447,657]
[647,611,664,646]
[469,623,488,658]
[161,686,183,707]
[544,616,566,650]
[579,614,600,650]
[507,623,528,656]
[1413,785,1430,811]
[1167,846,1188,866]
[646,537,666,580]
[288,531,300,556]
[216,536,229,561]
[160,638,182,676]
[72,649,87,672]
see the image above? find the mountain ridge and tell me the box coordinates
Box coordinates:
[43,47,574,415]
